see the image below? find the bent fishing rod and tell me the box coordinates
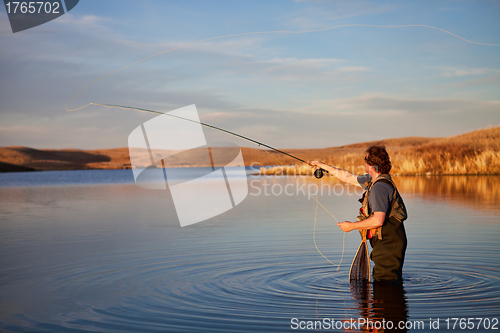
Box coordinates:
[92,103,328,178]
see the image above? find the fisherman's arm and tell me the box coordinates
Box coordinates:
[337,212,385,232]
[309,161,361,187]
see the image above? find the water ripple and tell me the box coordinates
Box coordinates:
[2,245,499,332]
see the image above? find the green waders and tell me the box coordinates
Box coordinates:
[369,216,407,281]
[359,174,408,282]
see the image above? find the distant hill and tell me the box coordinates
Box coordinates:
[1,126,499,174]
[339,136,439,149]
[0,147,130,172]
[0,161,36,172]
[390,126,500,175]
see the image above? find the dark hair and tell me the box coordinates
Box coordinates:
[365,145,391,174]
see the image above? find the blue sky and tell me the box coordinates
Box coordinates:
[0,0,499,149]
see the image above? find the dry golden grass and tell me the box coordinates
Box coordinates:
[391,127,500,175]
[391,150,500,175]
[433,126,500,151]
[261,126,500,176]
[1,126,498,174]
[260,164,314,176]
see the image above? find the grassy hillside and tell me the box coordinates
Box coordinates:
[1,126,499,175]
[391,126,500,175]
[262,126,500,176]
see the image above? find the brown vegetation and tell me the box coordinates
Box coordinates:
[1,126,498,175]
[391,126,500,175]
[262,126,500,176]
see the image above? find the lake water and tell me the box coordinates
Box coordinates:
[0,170,499,332]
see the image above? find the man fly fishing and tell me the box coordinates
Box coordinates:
[93,104,407,282]
[311,146,408,283]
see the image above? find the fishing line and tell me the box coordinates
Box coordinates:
[314,194,345,270]
[65,23,498,271]
[65,24,500,113]
[259,147,344,270]
[95,102,345,269]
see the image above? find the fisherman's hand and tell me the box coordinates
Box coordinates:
[337,221,354,233]
[309,161,325,169]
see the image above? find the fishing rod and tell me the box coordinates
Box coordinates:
[92,103,328,178]
[95,103,343,269]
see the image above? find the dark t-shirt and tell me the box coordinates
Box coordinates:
[357,174,394,214]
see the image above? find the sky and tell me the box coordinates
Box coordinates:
[0,0,499,150]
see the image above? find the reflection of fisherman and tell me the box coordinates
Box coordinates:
[311,146,408,282]
[351,282,409,332]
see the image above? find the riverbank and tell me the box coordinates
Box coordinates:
[264,126,500,176]
[1,126,498,175]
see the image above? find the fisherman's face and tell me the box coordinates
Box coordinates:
[364,154,370,173]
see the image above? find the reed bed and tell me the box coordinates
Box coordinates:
[392,147,500,175]
[260,164,314,176]
[260,148,500,176]
[261,127,500,176]
[260,122,500,178]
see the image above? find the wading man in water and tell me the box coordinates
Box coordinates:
[311,146,408,282]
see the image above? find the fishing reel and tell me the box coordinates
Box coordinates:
[314,168,326,179]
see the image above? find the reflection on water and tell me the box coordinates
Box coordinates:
[396,175,500,212]
[350,282,409,332]
[287,174,500,212]
[0,171,498,332]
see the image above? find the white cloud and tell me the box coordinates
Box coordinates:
[288,1,396,30]
[198,55,368,82]
[297,94,500,115]
[442,67,494,77]
[336,66,369,73]
[54,14,113,31]
[446,75,500,87]
[0,125,53,135]
[203,111,263,122]
[256,57,356,81]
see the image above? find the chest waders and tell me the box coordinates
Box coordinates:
[349,174,408,282]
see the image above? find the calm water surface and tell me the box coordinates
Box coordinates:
[0,170,499,332]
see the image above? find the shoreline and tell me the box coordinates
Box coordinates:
[1,126,499,175]
[2,164,499,177]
